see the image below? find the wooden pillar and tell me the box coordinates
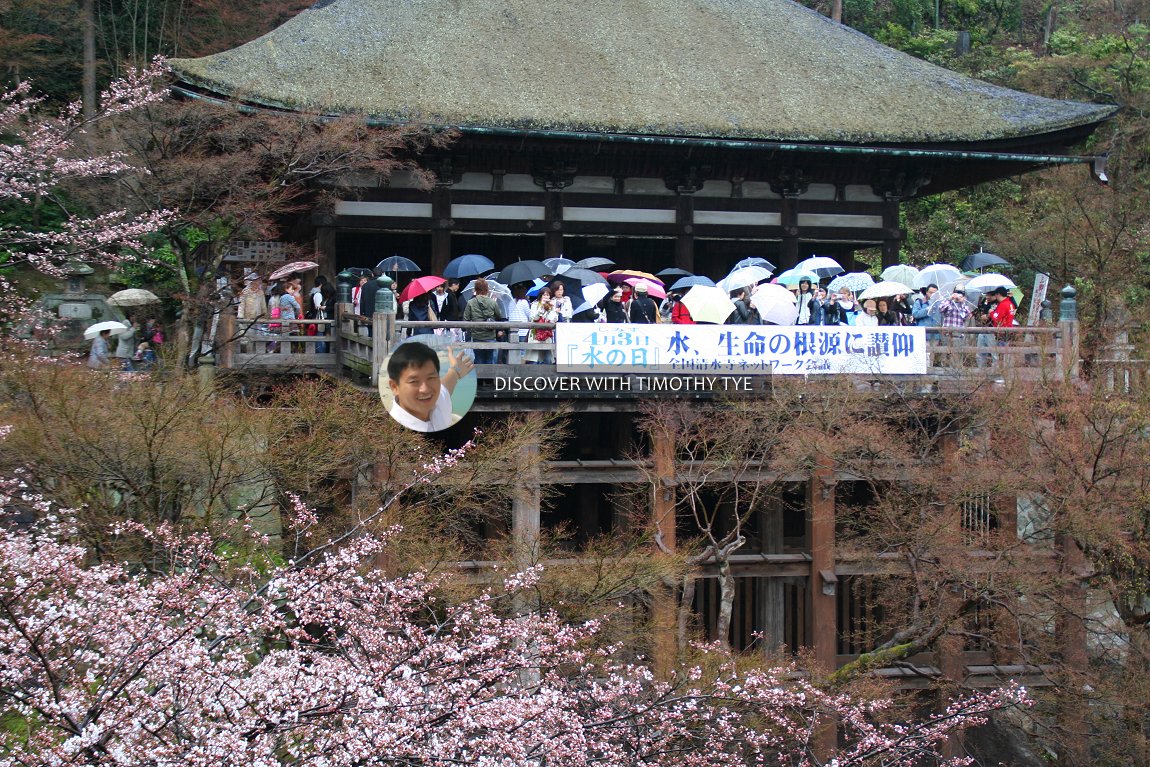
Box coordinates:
[544,190,564,258]
[314,226,338,278]
[675,195,695,273]
[936,429,966,761]
[880,200,902,269]
[431,186,452,276]
[779,196,800,270]
[217,310,235,369]
[512,437,542,571]
[652,425,678,676]
[807,455,837,757]
[807,455,836,669]
[370,312,394,387]
[1056,532,1089,762]
[758,497,786,655]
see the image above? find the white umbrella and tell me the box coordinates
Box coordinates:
[107,288,160,307]
[827,272,875,294]
[795,256,845,279]
[880,264,920,286]
[720,265,773,293]
[543,257,576,275]
[964,273,1017,291]
[749,283,799,325]
[581,283,610,307]
[915,264,963,293]
[84,320,129,340]
[857,281,916,301]
[463,279,513,316]
[681,285,736,325]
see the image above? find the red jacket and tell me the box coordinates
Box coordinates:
[989,297,1016,328]
[672,301,695,324]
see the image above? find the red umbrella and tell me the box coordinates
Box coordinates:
[399,275,446,302]
[268,260,319,281]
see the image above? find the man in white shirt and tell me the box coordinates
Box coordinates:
[386,342,474,432]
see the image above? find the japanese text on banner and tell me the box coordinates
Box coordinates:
[554,324,928,374]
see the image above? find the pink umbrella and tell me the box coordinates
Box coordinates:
[268,260,319,281]
[398,275,446,302]
[624,277,666,299]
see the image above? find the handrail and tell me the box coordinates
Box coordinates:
[218,302,1088,387]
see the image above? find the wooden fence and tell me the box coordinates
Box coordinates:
[213,304,1094,388]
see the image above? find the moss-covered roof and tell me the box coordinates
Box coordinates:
[170,0,1115,144]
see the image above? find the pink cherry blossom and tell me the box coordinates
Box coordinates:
[0,464,1030,767]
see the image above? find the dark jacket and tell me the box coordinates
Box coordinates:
[360,280,380,317]
[629,295,658,324]
[605,300,629,323]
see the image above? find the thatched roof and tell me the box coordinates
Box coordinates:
[170,0,1115,145]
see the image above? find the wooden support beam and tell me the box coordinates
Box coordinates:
[512,437,542,571]
[545,190,564,258]
[431,186,452,276]
[807,454,837,757]
[808,456,837,669]
[758,496,787,654]
[779,196,799,270]
[652,423,678,676]
[880,200,902,269]
[675,195,695,272]
[314,226,338,278]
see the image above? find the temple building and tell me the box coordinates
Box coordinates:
[174,2,1112,725]
[169,0,1114,278]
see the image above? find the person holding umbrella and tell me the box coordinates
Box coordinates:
[549,280,573,321]
[113,315,138,370]
[604,286,629,323]
[629,282,658,324]
[462,278,505,364]
[88,327,114,369]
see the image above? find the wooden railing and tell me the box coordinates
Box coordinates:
[216,313,337,370]
[215,303,1089,387]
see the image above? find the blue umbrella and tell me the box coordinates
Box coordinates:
[734,257,777,272]
[376,255,420,272]
[443,254,495,279]
[669,275,717,292]
[526,278,549,297]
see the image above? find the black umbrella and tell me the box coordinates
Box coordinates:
[960,250,1010,271]
[656,267,694,280]
[443,254,495,280]
[574,256,616,270]
[494,260,551,286]
[553,267,610,299]
[376,255,421,271]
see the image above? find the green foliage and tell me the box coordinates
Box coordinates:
[875,24,960,62]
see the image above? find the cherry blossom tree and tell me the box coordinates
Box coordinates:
[0,58,171,277]
[0,462,1029,767]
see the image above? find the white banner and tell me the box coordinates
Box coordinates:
[1028,272,1049,326]
[554,324,927,375]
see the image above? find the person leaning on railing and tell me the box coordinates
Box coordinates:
[462,278,505,365]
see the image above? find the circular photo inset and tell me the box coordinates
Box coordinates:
[379,336,478,433]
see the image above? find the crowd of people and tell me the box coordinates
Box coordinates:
[112,259,1020,369]
[88,315,164,371]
